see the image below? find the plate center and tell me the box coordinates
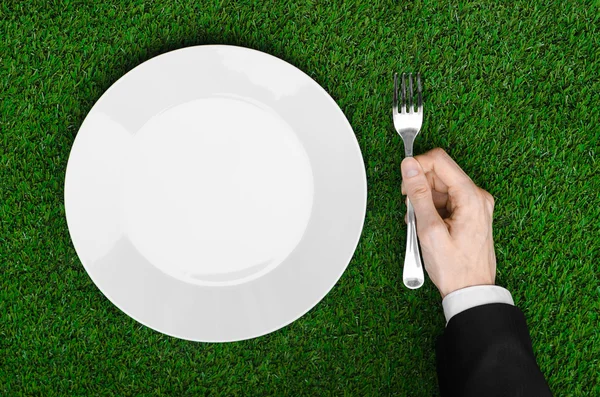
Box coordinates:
[122,97,314,286]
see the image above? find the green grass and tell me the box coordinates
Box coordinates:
[1,0,599,395]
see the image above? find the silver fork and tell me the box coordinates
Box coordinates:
[393,72,424,289]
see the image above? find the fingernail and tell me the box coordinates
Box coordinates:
[402,158,419,178]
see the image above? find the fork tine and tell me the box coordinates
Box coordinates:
[408,73,414,113]
[393,73,398,114]
[417,73,422,112]
[401,73,407,113]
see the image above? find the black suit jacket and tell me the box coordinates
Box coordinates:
[435,303,553,396]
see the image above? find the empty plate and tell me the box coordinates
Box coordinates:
[64,45,367,342]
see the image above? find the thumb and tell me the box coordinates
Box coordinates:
[401,157,444,231]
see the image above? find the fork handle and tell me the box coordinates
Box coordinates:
[403,198,425,289]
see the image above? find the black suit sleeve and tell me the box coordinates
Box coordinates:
[435,303,553,397]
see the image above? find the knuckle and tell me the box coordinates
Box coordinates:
[462,181,477,193]
[431,147,447,158]
[486,201,494,213]
[481,189,495,208]
[418,148,446,163]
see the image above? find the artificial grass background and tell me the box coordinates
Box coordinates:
[1,0,599,395]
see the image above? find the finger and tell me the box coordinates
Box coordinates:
[405,184,448,208]
[404,174,446,197]
[413,148,479,197]
[424,169,450,195]
[410,189,449,211]
[408,201,449,219]
[401,157,447,233]
[431,190,449,210]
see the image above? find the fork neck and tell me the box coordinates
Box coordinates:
[400,130,418,158]
[402,138,415,157]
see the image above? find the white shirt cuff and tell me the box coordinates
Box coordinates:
[442,285,514,326]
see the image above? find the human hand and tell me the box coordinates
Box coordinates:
[400,148,496,299]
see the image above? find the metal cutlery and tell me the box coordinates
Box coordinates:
[393,72,424,289]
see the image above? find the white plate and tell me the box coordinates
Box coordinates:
[64,45,367,342]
